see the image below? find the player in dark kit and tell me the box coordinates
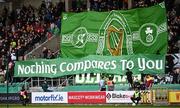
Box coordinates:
[126,68,133,89]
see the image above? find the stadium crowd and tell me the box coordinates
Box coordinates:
[88,0,128,11]
[0,0,179,86]
[0,0,62,83]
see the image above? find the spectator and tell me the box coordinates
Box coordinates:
[10,49,17,62]
[41,80,52,92]
[126,68,133,89]
[145,74,154,89]
[42,47,48,58]
[0,68,5,83]
[107,77,115,91]
[51,51,56,59]
[89,0,126,11]
[172,68,179,84]
[6,60,14,83]
[177,68,180,84]
[166,54,175,74]
[140,71,146,83]
[133,77,141,90]
[72,0,77,12]
[165,73,173,84]
[99,76,106,91]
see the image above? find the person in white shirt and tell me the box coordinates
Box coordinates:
[99,76,106,91]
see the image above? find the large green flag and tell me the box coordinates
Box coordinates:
[61,2,167,58]
[14,54,165,78]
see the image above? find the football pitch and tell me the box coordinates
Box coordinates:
[1,104,180,108]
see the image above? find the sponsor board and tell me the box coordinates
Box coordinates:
[0,93,31,104]
[140,90,152,104]
[106,91,134,103]
[32,92,67,103]
[169,91,180,103]
[106,91,152,103]
[68,92,106,104]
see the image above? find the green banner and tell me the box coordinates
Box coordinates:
[14,54,165,78]
[61,2,167,58]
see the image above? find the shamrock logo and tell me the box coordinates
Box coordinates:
[145,27,153,35]
[139,23,158,46]
[145,27,153,43]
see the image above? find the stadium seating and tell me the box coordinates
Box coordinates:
[0,82,28,93]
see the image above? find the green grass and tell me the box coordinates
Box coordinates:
[1,104,180,108]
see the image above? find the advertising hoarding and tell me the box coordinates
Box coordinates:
[68,92,106,104]
[32,92,67,103]
[169,91,180,103]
